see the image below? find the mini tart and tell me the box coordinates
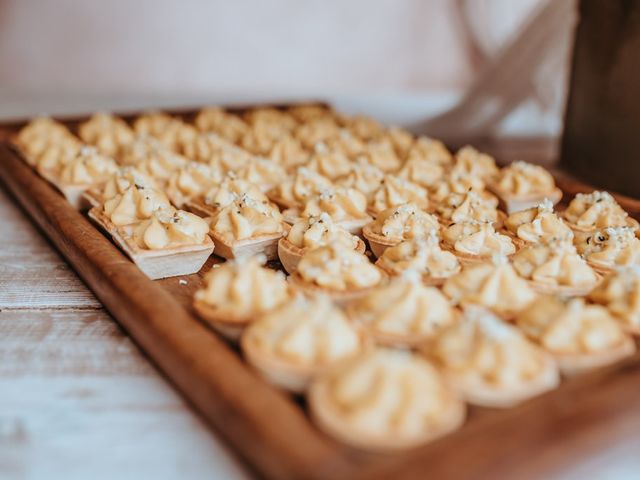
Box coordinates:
[562,190,640,233]
[42,146,119,209]
[182,131,252,167]
[14,117,80,168]
[325,128,367,158]
[291,242,385,305]
[504,198,573,248]
[90,184,172,234]
[442,256,537,320]
[515,297,635,375]
[576,227,640,274]
[396,155,446,188]
[425,307,559,408]
[428,173,494,206]
[512,240,599,296]
[194,256,291,340]
[133,111,195,153]
[194,107,249,143]
[122,139,189,183]
[78,112,134,157]
[362,202,441,258]
[405,136,453,167]
[294,117,341,150]
[344,115,385,142]
[376,237,460,285]
[385,126,414,159]
[277,213,365,274]
[235,157,288,192]
[208,195,286,260]
[267,167,334,209]
[488,161,562,214]
[369,175,430,217]
[336,157,385,200]
[450,145,499,182]
[241,295,368,392]
[442,221,516,265]
[83,166,158,209]
[104,209,213,279]
[306,142,353,180]
[283,188,373,235]
[347,274,458,347]
[268,135,309,171]
[589,268,640,335]
[186,176,270,217]
[435,191,505,227]
[308,348,465,451]
[164,161,224,208]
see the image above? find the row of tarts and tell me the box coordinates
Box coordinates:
[11,104,640,451]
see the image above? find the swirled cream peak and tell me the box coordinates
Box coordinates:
[429,173,489,204]
[563,191,633,230]
[577,227,640,269]
[58,146,118,185]
[203,176,269,212]
[17,117,78,161]
[397,155,445,188]
[306,142,352,180]
[166,162,224,204]
[301,188,369,221]
[512,240,598,287]
[195,256,290,317]
[286,213,359,250]
[351,277,456,339]
[370,176,429,214]
[99,166,157,201]
[133,112,195,153]
[361,138,403,172]
[436,191,499,224]
[272,167,333,206]
[119,136,189,181]
[337,157,384,199]
[443,221,515,257]
[369,203,440,242]
[443,257,536,316]
[297,242,382,291]
[505,199,573,244]
[78,113,134,156]
[195,107,248,143]
[590,268,640,332]
[103,184,172,226]
[325,128,367,158]
[451,146,499,181]
[236,157,287,188]
[345,114,384,140]
[268,135,308,170]
[244,295,363,366]
[210,194,284,243]
[377,236,460,278]
[319,349,457,439]
[495,161,556,196]
[132,209,209,250]
[516,297,628,354]
[432,307,549,386]
[406,136,453,165]
[294,117,341,149]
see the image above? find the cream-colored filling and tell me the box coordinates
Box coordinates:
[268,135,308,170]
[351,277,456,338]
[16,117,79,163]
[271,167,334,206]
[203,177,270,212]
[286,213,359,250]
[451,146,499,181]
[361,138,403,172]
[337,158,384,199]
[563,191,633,230]
[589,268,640,331]
[99,167,157,201]
[443,221,515,257]
[495,161,556,197]
[405,136,452,166]
[429,174,492,205]
[436,191,499,224]
[369,203,440,242]
[132,209,209,250]
[301,188,369,222]
[512,241,598,288]
[210,195,284,243]
[236,157,287,188]
[78,113,134,156]
[294,117,341,149]
[377,236,460,278]
[244,295,362,366]
[370,176,429,214]
[443,258,537,316]
[505,199,573,244]
[194,107,249,143]
[577,227,640,269]
[58,147,118,185]
[397,156,445,188]
[385,126,414,158]
[103,185,173,226]
[194,256,290,317]
[516,297,628,354]
[297,242,382,291]
[306,143,353,179]
[326,129,367,158]
[165,162,224,204]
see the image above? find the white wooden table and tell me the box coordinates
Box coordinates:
[0,186,249,480]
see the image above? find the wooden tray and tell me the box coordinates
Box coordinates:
[2,109,640,480]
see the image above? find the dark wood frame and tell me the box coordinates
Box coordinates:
[2,109,640,480]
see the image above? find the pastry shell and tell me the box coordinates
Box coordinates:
[39,168,96,210]
[441,243,514,266]
[289,269,386,306]
[374,257,460,287]
[487,183,563,215]
[193,299,256,340]
[524,277,600,298]
[88,207,214,279]
[551,336,635,376]
[277,236,366,274]
[209,227,285,261]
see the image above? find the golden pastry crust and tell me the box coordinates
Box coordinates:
[576,227,640,273]
[426,307,559,407]
[512,240,599,296]
[362,202,441,258]
[194,256,291,339]
[589,268,640,335]
[442,221,515,264]
[369,175,430,216]
[504,199,573,247]
[241,295,368,392]
[308,348,465,451]
[515,297,635,375]
[562,191,640,233]
[375,236,461,285]
[442,256,537,320]
[347,274,457,347]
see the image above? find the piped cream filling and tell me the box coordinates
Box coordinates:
[443,222,515,257]
[564,191,633,230]
[495,161,556,197]
[505,200,573,244]
[286,214,359,250]
[103,185,172,226]
[370,176,429,214]
[378,237,460,278]
[132,209,209,250]
[301,188,369,222]
[369,203,440,243]
[210,195,284,243]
